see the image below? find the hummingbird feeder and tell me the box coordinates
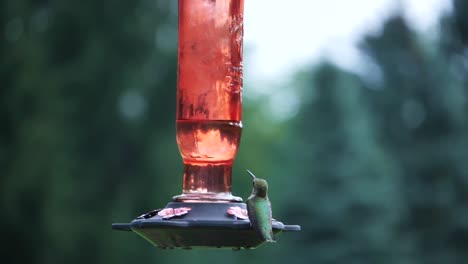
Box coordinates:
[112,0,300,249]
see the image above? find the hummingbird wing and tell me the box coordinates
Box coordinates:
[247,196,276,242]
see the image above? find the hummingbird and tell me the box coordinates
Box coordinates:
[246,170,276,242]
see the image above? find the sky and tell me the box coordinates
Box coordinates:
[243,0,453,82]
[241,0,453,122]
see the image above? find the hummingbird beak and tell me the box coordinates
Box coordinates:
[246,170,256,179]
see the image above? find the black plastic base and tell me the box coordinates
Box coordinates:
[112,202,300,249]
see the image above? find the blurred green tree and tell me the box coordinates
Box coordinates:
[1,0,179,263]
[269,2,468,264]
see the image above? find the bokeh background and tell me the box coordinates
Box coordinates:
[1,0,468,263]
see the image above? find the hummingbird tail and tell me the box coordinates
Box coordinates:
[268,231,276,242]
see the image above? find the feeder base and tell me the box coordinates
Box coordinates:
[112,202,300,249]
[173,193,243,202]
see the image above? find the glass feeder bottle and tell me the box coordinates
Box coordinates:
[175,0,244,202]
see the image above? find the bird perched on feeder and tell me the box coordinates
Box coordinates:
[246,170,276,242]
